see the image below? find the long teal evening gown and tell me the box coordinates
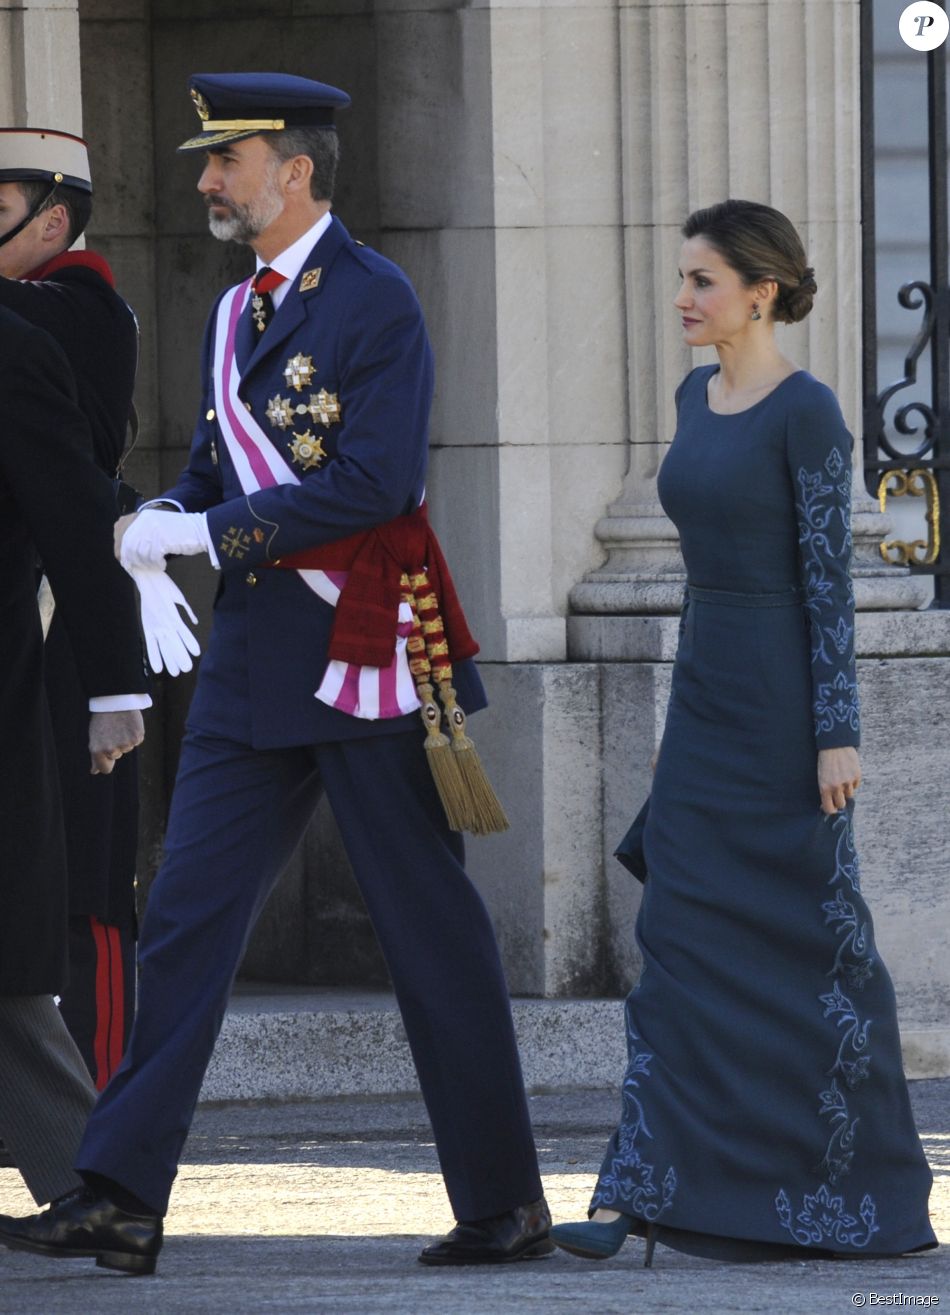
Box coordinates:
[600,365,936,1258]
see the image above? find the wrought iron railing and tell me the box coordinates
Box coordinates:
[861,0,950,606]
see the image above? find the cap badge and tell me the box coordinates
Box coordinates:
[288,430,327,471]
[299,268,322,293]
[191,89,211,122]
[284,353,315,392]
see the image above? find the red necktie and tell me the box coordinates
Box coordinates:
[250,266,287,334]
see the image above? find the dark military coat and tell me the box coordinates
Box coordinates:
[0,307,146,993]
[0,256,140,923]
[163,215,485,749]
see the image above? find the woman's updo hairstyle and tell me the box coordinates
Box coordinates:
[682,199,817,324]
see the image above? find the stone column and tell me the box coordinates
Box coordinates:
[570,0,927,626]
[373,0,632,995]
[0,0,82,130]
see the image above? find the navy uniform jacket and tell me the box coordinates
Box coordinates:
[0,259,141,924]
[164,216,485,749]
[0,307,147,993]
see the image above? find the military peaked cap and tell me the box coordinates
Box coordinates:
[178,72,351,152]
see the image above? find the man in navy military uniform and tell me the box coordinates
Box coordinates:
[0,127,143,1089]
[0,73,548,1276]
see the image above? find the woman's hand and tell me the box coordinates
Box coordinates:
[817,746,861,816]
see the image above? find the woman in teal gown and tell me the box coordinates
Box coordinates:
[551,200,937,1264]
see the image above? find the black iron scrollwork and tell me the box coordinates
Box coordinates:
[860,20,950,600]
[868,282,936,462]
[873,282,937,462]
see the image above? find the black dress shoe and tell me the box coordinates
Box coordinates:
[0,1187,162,1275]
[418,1196,554,1265]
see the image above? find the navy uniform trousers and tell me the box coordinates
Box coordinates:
[76,722,543,1220]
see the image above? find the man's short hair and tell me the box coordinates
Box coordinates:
[16,178,93,245]
[267,126,340,202]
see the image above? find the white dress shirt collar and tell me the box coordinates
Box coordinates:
[256,209,334,310]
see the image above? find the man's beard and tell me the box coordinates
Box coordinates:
[206,171,284,243]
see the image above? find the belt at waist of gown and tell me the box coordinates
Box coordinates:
[686,584,805,608]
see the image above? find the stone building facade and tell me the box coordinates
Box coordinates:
[3,0,947,1072]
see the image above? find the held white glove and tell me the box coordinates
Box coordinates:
[120,508,214,571]
[129,566,201,676]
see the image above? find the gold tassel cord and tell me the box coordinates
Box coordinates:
[406,569,510,837]
[402,577,473,833]
[439,686,510,836]
[417,680,471,832]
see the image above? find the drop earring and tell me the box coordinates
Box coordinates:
[750,302,762,321]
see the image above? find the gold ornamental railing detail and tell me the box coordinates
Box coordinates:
[878,468,941,567]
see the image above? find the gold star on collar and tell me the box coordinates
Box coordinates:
[284,353,315,392]
[288,430,327,471]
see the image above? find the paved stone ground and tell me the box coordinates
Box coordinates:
[0,1083,946,1314]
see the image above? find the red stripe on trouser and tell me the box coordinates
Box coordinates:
[106,922,124,1079]
[90,916,127,1091]
[91,917,111,1089]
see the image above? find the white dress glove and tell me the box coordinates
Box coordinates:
[130,566,201,676]
[120,508,215,570]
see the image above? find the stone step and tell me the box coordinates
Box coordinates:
[199,985,949,1103]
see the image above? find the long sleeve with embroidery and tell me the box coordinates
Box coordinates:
[786,386,860,750]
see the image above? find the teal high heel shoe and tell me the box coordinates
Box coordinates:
[550,1214,657,1263]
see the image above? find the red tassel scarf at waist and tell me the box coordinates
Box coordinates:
[273,504,479,670]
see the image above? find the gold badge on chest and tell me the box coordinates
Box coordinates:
[288,430,327,471]
[284,353,315,392]
[265,390,343,429]
[266,394,295,429]
[308,389,341,426]
[299,268,322,293]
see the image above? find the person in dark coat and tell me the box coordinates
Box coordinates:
[0,72,548,1278]
[0,127,141,1087]
[0,303,147,1209]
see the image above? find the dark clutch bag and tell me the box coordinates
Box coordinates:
[614,796,650,884]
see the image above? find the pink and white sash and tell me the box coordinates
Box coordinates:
[212,279,419,720]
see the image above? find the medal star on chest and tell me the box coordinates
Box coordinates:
[266,390,343,430]
[284,353,315,391]
[288,429,327,471]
